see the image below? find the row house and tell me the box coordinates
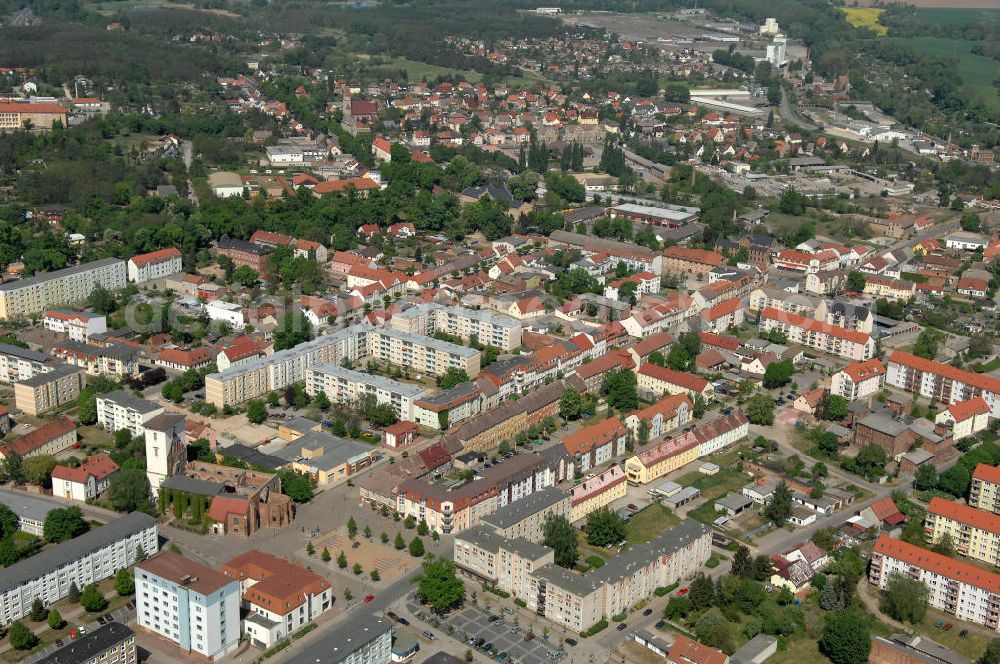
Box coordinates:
[759,308,875,361]
[561,418,627,474]
[42,310,107,343]
[624,412,749,484]
[636,363,714,402]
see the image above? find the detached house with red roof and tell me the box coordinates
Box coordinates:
[221,550,333,648]
[128,247,182,284]
[562,418,627,473]
[831,358,886,402]
[859,495,906,532]
[156,346,212,371]
[935,397,991,441]
[51,453,118,502]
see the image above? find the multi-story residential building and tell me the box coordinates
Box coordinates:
[870,535,1000,632]
[292,614,392,664]
[662,247,724,276]
[561,418,627,474]
[748,287,819,317]
[395,454,553,534]
[0,512,157,625]
[636,364,714,402]
[366,328,481,378]
[623,394,691,440]
[760,307,875,361]
[454,525,556,599]
[887,350,1000,418]
[0,344,55,383]
[0,416,76,460]
[42,310,107,342]
[204,324,372,408]
[528,519,710,632]
[814,300,875,334]
[924,497,1000,565]
[625,413,749,484]
[831,358,886,402]
[479,486,571,543]
[935,398,991,442]
[570,465,627,522]
[53,340,140,378]
[37,622,137,664]
[970,463,1000,515]
[390,303,523,351]
[413,381,483,430]
[698,297,745,334]
[213,238,272,272]
[443,381,563,452]
[0,258,126,320]
[305,364,424,421]
[14,364,86,416]
[127,247,183,284]
[51,453,118,502]
[221,550,333,648]
[863,276,916,301]
[135,552,241,660]
[96,391,164,437]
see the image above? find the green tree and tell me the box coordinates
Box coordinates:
[323,547,332,563]
[847,271,866,292]
[371,569,381,581]
[8,621,38,650]
[80,583,108,612]
[1,450,25,484]
[690,574,715,611]
[913,328,943,360]
[559,387,582,420]
[601,368,638,411]
[440,368,469,390]
[24,455,57,485]
[30,597,47,621]
[395,532,406,550]
[414,556,466,614]
[937,463,971,497]
[409,536,426,557]
[43,506,89,543]
[347,516,358,539]
[746,394,775,425]
[820,608,870,664]
[732,545,752,578]
[246,399,267,424]
[932,533,956,557]
[983,640,1000,664]
[47,609,64,630]
[914,464,937,491]
[336,550,346,567]
[765,481,793,525]
[68,582,80,603]
[763,359,794,388]
[585,507,627,548]
[882,573,930,623]
[353,562,363,575]
[313,391,330,411]
[115,567,135,596]
[542,514,578,569]
[417,520,429,536]
[108,468,152,513]
[231,265,259,287]
[822,394,849,421]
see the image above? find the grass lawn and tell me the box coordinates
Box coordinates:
[576,531,612,564]
[915,7,1000,25]
[76,426,113,451]
[768,636,823,664]
[677,466,752,503]
[914,607,993,658]
[626,503,681,545]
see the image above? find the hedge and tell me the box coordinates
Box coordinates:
[654,582,679,597]
[580,619,609,638]
[486,587,510,599]
[514,598,527,608]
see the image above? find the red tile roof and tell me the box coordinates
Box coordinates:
[312,178,380,194]
[207,496,250,522]
[0,417,75,457]
[841,358,885,383]
[562,417,626,456]
[158,347,211,367]
[973,463,1000,486]
[138,551,234,595]
[51,453,118,484]
[868,496,905,526]
[761,307,871,345]
[947,397,990,422]
[130,247,181,267]
[888,350,1000,395]
[637,364,710,393]
[873,534,1000,595]
[668,635,729,664]
[928,496,1000,534]
[222,550,331,613]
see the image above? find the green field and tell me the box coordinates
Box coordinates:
[915,7,1000,25]
[889,36,1000,112]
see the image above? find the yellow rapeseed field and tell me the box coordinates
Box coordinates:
[841,7,889,36]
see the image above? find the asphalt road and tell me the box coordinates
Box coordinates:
[779,88,819,132]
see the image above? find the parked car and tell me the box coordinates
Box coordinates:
[55,639,63,647]
[960,630,969,638]
[643,608,653,616]
[565,638,578,647]
[363,594,375,603]
[504,607,514,615]
[421,630,436,641]
[617,623,628,631]
[678,587,689,595]
[627,503,639,511]
[655,620,665,629]
[524,633,535,641]
[386,611,400,622]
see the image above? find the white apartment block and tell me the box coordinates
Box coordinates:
[760,307,875,361]
[135,552,241,660]
[305,363,424,421]
[870,535,1000,632]
[42,310,107,342]
[0,344,55,383]
[0,512,157,625]
[204,324,372,408]
[887,350,1000,418]
[96,390,164,437]
[127,247,183,284]
[367,328,481,378]
[390,303,523,351]
[748,287,818,316]
[0,258,127,320]
[830,358,886,402]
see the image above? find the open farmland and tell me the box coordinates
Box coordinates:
[886,36,1000,113]
[856,0,1000,6]
[841,7,888,36]
[914,7,1000,23]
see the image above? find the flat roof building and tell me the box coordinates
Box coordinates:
[0,258,126,320]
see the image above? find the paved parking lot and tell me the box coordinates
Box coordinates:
[408,601,564,664]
